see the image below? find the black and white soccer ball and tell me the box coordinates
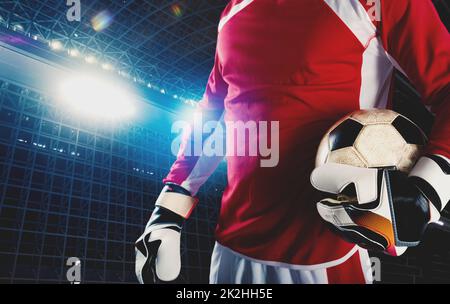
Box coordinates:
[316,109,427,173]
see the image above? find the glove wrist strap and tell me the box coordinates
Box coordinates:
[409,155,450,212]
[155,183,199,219]
[147,206,184,231]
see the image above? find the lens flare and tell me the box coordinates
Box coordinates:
[171,4,184,17]
[0,34,27,45]
[91,10,114,32]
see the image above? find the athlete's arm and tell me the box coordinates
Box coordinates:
[311,1,449,257]
[378,0,449,212]
[163,50,227,195]
[135,45,228,283]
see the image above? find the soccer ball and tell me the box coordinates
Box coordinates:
[316,109,427,173]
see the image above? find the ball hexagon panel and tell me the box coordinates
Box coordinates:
[354,124,407,168]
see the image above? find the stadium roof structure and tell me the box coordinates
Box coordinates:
[0,0,448,102]
[0,0,229,101]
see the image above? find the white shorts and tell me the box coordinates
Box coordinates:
[209,242,373,284]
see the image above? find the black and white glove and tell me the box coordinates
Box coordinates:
[135,183,198,283]
[310,155,449,256]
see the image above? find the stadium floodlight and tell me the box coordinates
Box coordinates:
[31,34,46,43]
[12,24,24,32]
[68,49,80,57]
[101,62,114,71]
[183,99,198,107]
[50,40,63,51]
[85,55,97,64]
[58,72,136,120]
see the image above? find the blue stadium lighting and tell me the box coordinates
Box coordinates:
[33,142,46,149]
[13,26,198,108]
[0,11,202,109]
[133,167,155,175]
[58,72,136,120]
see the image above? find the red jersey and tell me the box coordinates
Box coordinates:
[165,0,450,266]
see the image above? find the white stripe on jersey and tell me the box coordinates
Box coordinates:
[360,37,393,109]
[324,0,377,47]
[218,0,255,32]
[325,0,395,109]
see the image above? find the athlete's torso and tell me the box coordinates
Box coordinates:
[215,0,393,265]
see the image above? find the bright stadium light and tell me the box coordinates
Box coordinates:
[68,48,80,57]
[101,62,114,71]
[58,73,136,119]
[84,55,97,64]
[12,24,24,32]
[50,40,63,51]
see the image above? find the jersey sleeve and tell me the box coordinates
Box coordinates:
[378,0,450,159]
[163,50,228,195]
